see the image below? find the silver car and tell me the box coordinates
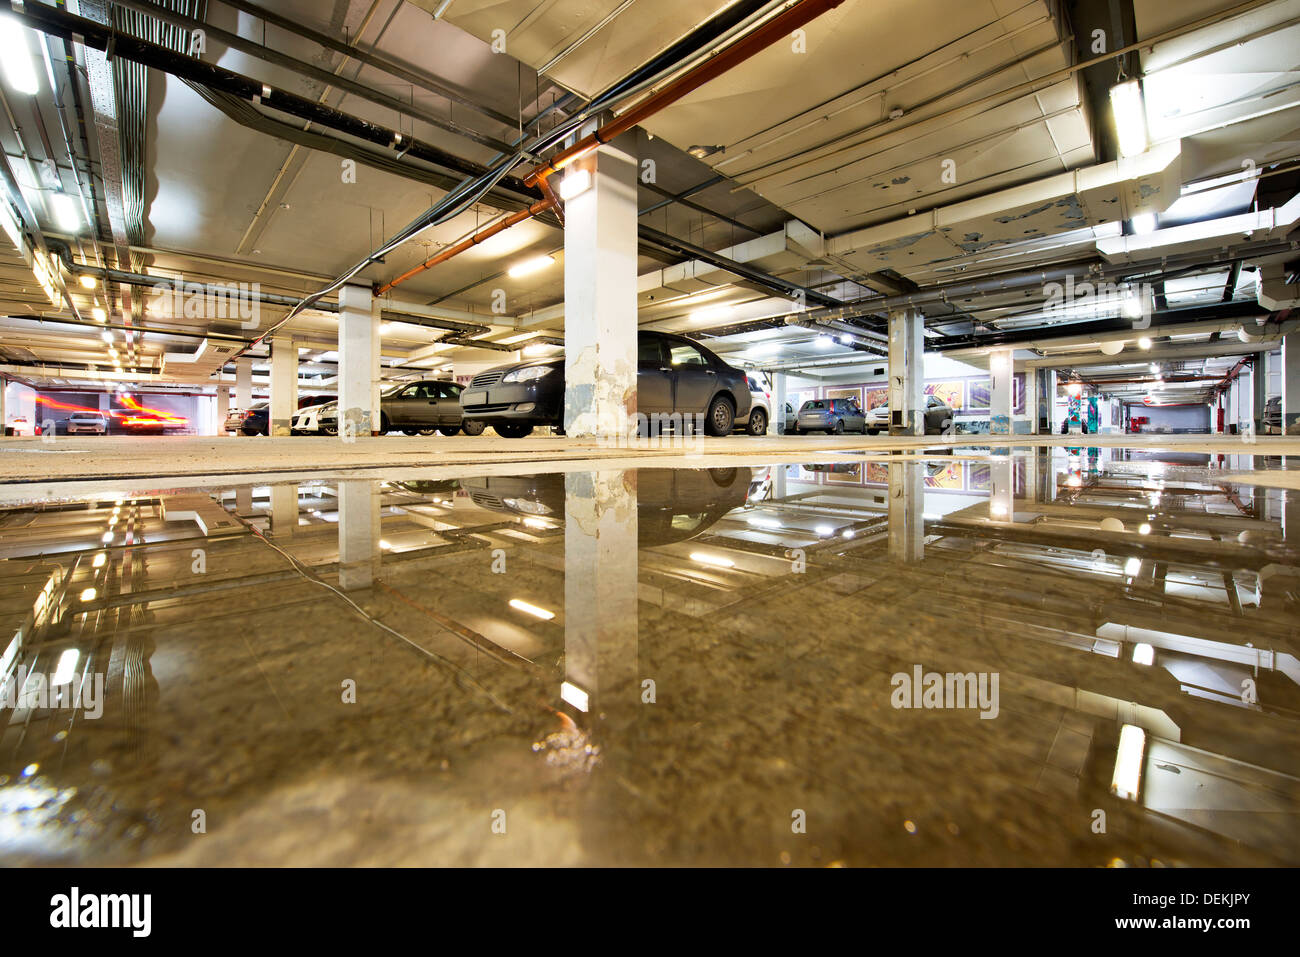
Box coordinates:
[795,398,865,434]
[66,411,108,435]
[865,396,955,434]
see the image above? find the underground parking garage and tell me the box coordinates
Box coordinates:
[0,0,1299,914]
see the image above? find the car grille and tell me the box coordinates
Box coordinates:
[470,371,504,387]
[463,402,511,413]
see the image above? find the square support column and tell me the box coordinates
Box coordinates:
[235,356,253,411]
[888,308,923,436]
[1253,355,1267,435]
[562,129,639,439]
[339,283,379,437]
[772,373,788,434]
[1283,333,1300,435]
[989,349,1014,435]
[270,337,298,436]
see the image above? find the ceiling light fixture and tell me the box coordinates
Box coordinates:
[507,254,554,279]
[1109,78,1149,158]
[78,275,97,290]
[49,192,81,233]
[92,307,107,322]
[0,14,39,95]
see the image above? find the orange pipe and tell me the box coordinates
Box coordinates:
[375,196,554,295]
[379,0,844,293]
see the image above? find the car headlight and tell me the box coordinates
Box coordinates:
[501,366,554,384]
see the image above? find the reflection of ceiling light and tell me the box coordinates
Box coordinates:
[509,598,555,620]
[1138,337,1152,349]
[1110,723,1146,800]
[52,649,80,686]
[747,516,782,530]
[92,307,107,322]
[92,552,106,568]
[1109,79,1148,158]
[78,275,97,290]
[990,502,1009,518]
[101,330,112,343]
[1132,642,1154,666]
[690,552,734,568]
[558,168,591,201]
[815,335,834,349]
[79,588,97,601]
[379,540,391,550]
[1138,523,1151,535]
[507,255,555,279]
[522,343,554,357]
[522,517,552,530]
[814,525,834,537]
[1124,557,1141,577]
[0,14,39,95]
[560,680,588,713]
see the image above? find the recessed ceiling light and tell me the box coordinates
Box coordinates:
[507,255,554,279]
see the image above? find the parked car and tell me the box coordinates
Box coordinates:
[863,396,955,435]
[223,407,247,433]
[4,416,36,436]
[795,397,866,434]
[737,375,770,436]
[66,411,108,435]
[239,403,269,436]
[1264,395,1281,432]
[460,331,752,438]
[296,381,486,436]
[783,403,797,434]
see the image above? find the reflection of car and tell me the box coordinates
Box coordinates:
[240,403,269,436]
[796,398,865,434]
[1264,395,1281,432]
[460,331,752,438]
[462,467,754,545]
[298,383,486,436]
[737,376,770,436]
[863,397,955,435]
[66,412,108,435]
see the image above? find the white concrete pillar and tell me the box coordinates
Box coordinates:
[772,373,788,434]
[1283,332,1300,435]
[235,356,253,411]
[562,128,639,439]
[563,469,638,715]
[339,283,379,437]
[270,483,298,538]
[338,479,380,590]
[888,308,923,435]
[989,348,1014,435]
[270,337,297,436]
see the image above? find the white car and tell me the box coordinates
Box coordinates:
[293,401,337,435]
[864,404,890,434]
[737,375,771,436]
[66,411,108,435]
[5,416,36,436]
[223,408,247,433]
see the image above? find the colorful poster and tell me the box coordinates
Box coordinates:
[864,386,888,410]
[926,381,964,410]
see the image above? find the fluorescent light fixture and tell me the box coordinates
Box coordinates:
[0,14,39,95]
[379,540,392,550]
[101,532,113,544]
[1138,337,1152,349]
[1109,79,1148,158]
[432,0,454,20]
[1124,557,1141,577]
[79,587,97,601]
[507,254,554,279]
[101,330,112,343]
[1138,523,1151,535]
[814,524,834,537]
[92,307,106,322]
[522,517,552,530]
[522,343,553,357]
[52,649,80,686]
[558,168,591,201]
[497,332,538,345]
[1130,212,1156,235]
[509,598,555,620]
[1110,723,1146,800]
[1132,642,1154,666]
[92,552,106,568]
[815,335,834,349]
[693,305,733,323]
[49,192,81,233]
[560,680,589,712]
[690,551,735,569]
[78,275,97,290]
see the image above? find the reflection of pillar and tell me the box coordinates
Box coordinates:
[563,470,638,717]
[235,486,253,515]
[888,461,924,562]
[338,479,380,590]
[990,455,1013,520]
[270,483,298,538]
[989,349,1013,435]
[888,308,923,435]
[270,337,297,436]
[563,129,638,439]
[339,284,379,437]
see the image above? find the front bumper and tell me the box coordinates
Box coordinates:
[460,379,562,425]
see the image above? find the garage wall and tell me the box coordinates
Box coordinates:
[1127,403,1211,432]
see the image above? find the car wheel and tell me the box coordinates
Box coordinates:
[323,424,338,436]
[708,467,738,486]
[494,423,534,438]
[746,408,768,436]
[438,427,461,436]
[418,428,437,436]
[705,395,734,436]
[403,429,418,436]
[833,419,845,434]
[461,420,485,436]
